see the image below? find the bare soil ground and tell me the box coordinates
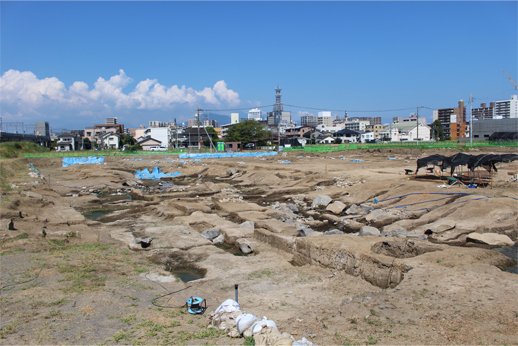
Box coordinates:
[1,147,517,346]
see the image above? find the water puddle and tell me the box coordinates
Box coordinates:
[174,273,201,282]
[165,263,207,282]
[492,245,518,274]
[84,210,111,219]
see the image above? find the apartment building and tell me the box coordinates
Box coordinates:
[433,100,466,140]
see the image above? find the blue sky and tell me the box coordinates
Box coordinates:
[1,1,517,131]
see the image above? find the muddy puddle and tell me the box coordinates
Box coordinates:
[492,245,518,274]
[84,210,111,220]
[164,263,207,283]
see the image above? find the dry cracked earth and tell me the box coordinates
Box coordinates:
[1,147,517,345]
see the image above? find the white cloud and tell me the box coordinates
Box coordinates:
[0,69,241,125]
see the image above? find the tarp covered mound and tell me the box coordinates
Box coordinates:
[488,132,518,141]
[135,167,182,180]
[179,152,278,159]
[62,156,105,167]
[416,153,518,175]
[468,154,518,172]
[416,154,446,173]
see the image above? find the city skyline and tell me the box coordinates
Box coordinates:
[1,1,516,130]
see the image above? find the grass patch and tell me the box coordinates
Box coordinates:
[15,233,29,240]
[0,142,50,159]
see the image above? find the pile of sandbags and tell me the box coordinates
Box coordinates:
[208,299,314,346]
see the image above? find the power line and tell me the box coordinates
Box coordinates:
[284,104,419,113]
[201,103,432,114]
[202,104,275,112]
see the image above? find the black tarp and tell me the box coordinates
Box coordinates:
[416,154,446,173]
[467,154,518,172]
[440,153,473,176]
[488,132,518,141]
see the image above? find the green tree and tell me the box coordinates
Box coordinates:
[334,138,342,144]
[83,137,92,149]
[224,120,270,146]
[431,120,445,141]
[120,134,136,147]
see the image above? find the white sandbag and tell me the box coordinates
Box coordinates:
[292,337,315,346]
[252,316,278,335]
[236,313,259,335]
[214,299,241,314]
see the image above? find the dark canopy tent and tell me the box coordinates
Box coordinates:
[467,154,518,173]
[416,154,446,173]
[441,153,474,176]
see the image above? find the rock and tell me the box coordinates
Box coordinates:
[346,204,358,215]
[298,224,320,237]
[212,234,225,245]
[326,201,346,215]
[423,220,456,234]
[286,203,299,212]
[237,238,258,254]
[181,230,190,234]
[0,219,15,231]
[359,226,380,237]
[239,221,255,230]
[341,219,365,232]
[201,227,221,241]
[467,233,514,246]
[129,237,152,250]
[365,209,387,222]
[406,234,428,241]
[20,191,43,199]
[324,229,343,236]
[385,226,408,238]
[358,204,374,214]
[226,168,239,176]
[311,194,332,209]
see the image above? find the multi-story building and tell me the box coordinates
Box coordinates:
[204,119,218,128]
[346,116,382,125]
[35,122,50,137]
[301,114,318,126]
[231,113,240,124]
[149,121,168,128]
[248,108,262,121]
[366,124,384,138]
[472,103,495,120]
[343,120,370,132]
[393,117,403,124]
[318,112,334,127]
[433,100,466,140]
[105,117,118,125]
[494,95,518,119]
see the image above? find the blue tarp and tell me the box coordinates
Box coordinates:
[135,167,182,181]
[179,152,278,159]
[62,156,105,167]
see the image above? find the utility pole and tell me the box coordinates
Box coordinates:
[416,107,419,142]
[469,94,473,149]
[175,118,178,150]
[196,107,201,153]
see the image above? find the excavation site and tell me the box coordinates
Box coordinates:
[1,147,517,345]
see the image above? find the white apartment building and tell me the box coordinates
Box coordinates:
[248,108,262,120]
[344,120,370,132]
[231,113,240,124]
[143,127,170,148]
[494,95,518,119]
